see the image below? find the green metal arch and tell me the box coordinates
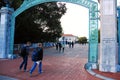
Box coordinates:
[10,0,98,68]
[12,0,97,17]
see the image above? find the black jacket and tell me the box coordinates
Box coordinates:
[20,46,29,57]
[32,47,43,61]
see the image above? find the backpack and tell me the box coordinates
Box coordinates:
[20,47,27,57]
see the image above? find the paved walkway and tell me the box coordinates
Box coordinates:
[0,44,120,80]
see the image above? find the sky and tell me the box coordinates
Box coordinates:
[60,3,89,38]
[60,0,120,38]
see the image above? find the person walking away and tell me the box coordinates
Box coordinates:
[29,43,43,76]
[68,42,71,48]
[61,42,65,53]
[19,41,31,72]
[56,42,59,50]
[71,41,74,48]
[58,42,62,52]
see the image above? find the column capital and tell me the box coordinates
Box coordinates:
[0,7,14,14]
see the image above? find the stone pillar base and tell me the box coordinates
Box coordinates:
[117,65,120,72]
[8,54,14,59]
[84,63,98,70]
[99,64,117,72]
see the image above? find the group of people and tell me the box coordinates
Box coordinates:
[68,41,74,48]
[56,42,65,53]
[19,41,43,76]
[55,41,75,53]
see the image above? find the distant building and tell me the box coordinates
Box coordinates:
[59,34,78,43]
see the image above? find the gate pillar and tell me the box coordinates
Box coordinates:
[84,3,99,70]
[0,7,14,58]
[99,0,117,72]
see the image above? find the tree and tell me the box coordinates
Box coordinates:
[0,0,4,8]
[0,0,21,8]
[0,1,67,43]
[12,1,66,43]
[11,0,22,9]
[78,37,88,44]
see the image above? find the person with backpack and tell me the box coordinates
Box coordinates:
[19,41,31,72]
[29,43,43,76]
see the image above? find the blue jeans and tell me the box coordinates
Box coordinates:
[19,56,28,71]
[30,61,42,74]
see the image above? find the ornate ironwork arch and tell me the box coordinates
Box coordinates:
[10,0,98,68]
[12,0,97,17]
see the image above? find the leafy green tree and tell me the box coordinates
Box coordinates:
[0,1,67,43]
[3,1,66,43]
[0,0,22,8]
[11,0,22,9]
[78,37,88,44]
[0,0,4,8]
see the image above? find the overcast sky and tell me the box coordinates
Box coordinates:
[60,0,119,38]
[60,3,89,38]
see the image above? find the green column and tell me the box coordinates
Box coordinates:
[89,4,98,62]
[9,15,15,59]
[85,3,99,69]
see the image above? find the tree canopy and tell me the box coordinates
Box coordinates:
[78,36,88,44]
[0,0,67,43]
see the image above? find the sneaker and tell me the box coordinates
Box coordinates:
[19,68,22,71]
[29,70,32,76]
[24,69,29,72]
[29,72,32,77]
[39,71,43,74]
[24,70,26,72]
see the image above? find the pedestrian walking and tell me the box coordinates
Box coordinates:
[29,43,43,76]
[68,42,71,48]
[19,41,31,72]
[61,42,65,53]
[58,42,62,52]
[71,41,74,48]
[55,42,59,50]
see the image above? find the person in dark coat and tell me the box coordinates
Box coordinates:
[55,42,59,50]
[71,41,74,48]
[19,41,31,72]
[58,42,62,52]
[29,43,43,76]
